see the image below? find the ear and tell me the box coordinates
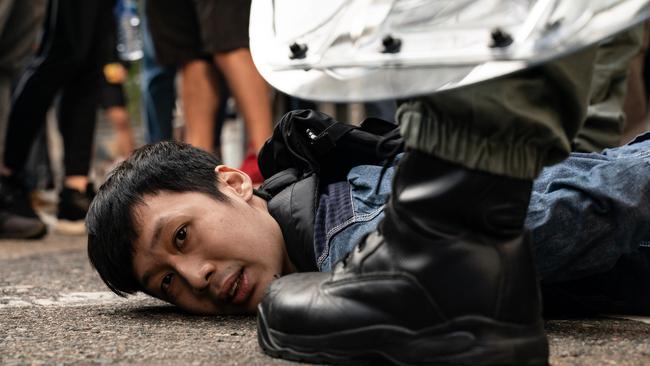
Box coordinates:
[215,165,253,201]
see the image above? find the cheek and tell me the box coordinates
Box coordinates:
[196,215,246,251]
[198,213,281,268]
[252,272,274,302]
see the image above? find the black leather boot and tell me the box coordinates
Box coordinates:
[257,150,548,365]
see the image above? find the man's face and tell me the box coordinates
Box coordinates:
[131,166,291,315]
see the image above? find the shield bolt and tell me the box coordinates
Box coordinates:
[489,28,513,48]
[382,35,402,54]
[289,42,308,59]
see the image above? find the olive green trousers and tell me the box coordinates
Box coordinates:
[574,25,645,153]
[397,46,597,180]
[397,25,645,179]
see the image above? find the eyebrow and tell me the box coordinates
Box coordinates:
[150,215,169,251]
[139,216,171,291]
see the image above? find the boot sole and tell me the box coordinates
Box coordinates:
[257,306,549,366]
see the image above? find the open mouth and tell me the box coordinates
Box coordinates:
[229,269,243,298]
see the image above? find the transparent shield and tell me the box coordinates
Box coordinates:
[251,0,650,101]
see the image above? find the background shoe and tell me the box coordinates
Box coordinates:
[0,210,47,239]
[56,187,91,235]
[0,175,47,239]
[0,175,41,219]
[85,182,96,201]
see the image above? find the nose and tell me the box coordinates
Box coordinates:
[176,260,215,293]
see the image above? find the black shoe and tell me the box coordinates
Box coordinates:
[56,186,91,235]
[257,151,548,365]
[0,175,47,239]
[0,210,47,239]
[0,175,41,219]
[85,182,96,201]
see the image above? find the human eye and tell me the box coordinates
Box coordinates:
[160,273,174,295]
[173,225,188,250]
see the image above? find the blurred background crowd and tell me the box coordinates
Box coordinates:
[0,0,648,240]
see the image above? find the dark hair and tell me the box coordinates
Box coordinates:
[87,141,228,297]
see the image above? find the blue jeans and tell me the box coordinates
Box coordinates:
[140,5,175,143]
[317,135,650,283]
[528,132,650,284]
[315,162,394,272]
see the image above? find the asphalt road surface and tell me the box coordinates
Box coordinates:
[2,234,650,365]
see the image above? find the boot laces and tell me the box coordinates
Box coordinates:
[336,232,371,271]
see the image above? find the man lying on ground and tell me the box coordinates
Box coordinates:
[87,125,650,316]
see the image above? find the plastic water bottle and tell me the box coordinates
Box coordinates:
[116,0,143,61]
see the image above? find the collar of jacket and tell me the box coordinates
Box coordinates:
[258,169,319,272]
